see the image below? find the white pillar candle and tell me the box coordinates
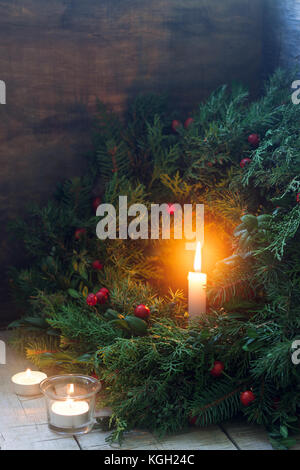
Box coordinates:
[11,369,47,396]
[50,399,90,428]
[188,242,207,319]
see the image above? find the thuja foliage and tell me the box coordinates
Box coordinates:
[9,69,300,448]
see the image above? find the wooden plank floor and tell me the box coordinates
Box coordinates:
[0,330,278,450]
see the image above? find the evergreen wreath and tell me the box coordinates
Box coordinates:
[8,69,300,449]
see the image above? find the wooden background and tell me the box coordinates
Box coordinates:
[0,0,266,324]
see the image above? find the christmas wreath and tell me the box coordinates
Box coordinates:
[9,70,300,448]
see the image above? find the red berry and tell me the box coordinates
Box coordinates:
[91,372,99,380]
[248,133,260,148]
[184,117,194,129]
[240,158,251,168]
[74,228,86,239]
[86,293,97,306]
[134,304,150,320]
[92,260,103,270]
[98,287,109,297]
[171,120,182,133]
[95,291,108,304]
[297,193,300,203]
[92,197,102,213]
[240,390,255,406]
[210,361,224,377]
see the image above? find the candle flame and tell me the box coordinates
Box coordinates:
[194,242,202,272]
[67,383,74,395]
[25,368,31,377]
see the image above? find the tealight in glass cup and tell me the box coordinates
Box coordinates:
[40,374,101,435]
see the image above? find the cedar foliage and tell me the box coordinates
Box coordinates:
[8,70,300,448]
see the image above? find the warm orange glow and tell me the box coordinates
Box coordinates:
[25,368,31,377]
[194,242,202,272]
[67,383,74,395]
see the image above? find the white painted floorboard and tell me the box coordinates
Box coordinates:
[0,331,275,450]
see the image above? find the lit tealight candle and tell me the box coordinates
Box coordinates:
[188,242,207,319]
[11,368,47,396]
[50,384,90,428]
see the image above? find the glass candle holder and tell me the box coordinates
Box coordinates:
[40,374,101,435]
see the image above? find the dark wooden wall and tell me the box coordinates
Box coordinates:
[0,0,264,324]
[263,0,300,74]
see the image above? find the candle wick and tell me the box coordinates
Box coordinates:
[66,397,74,409]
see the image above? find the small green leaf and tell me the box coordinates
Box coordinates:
[110,319,132,332]
[104,309,120,320]
[79,263,88,280]
[280,425,288,439]
[46,328,60,336]
[125,316,148,335]
[257,214,271,228]
[233,228,247,238]
[242,338,257,352]
[67,288,81,299]
[240,214,258,232]
[23,317,49,328]
[8,319,22,328]
[246,328,259,339]
[77,353,93,363]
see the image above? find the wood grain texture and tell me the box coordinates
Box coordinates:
[0,0,264,323]
[0,424,80,450]
[222,420,273,450]
[77,429,163,451]
[76,426,237,451]
[264,0,300,71]
[148,427,237,451]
